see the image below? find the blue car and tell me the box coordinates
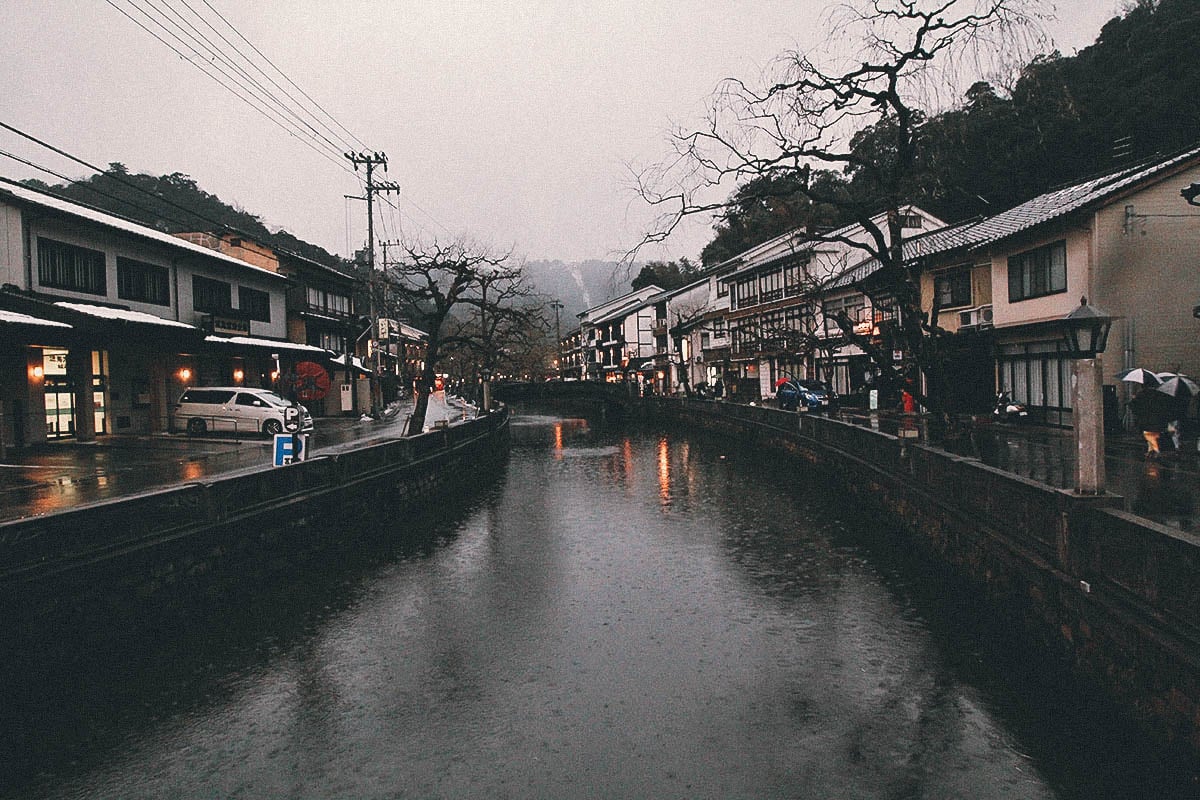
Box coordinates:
[777,379,835,411]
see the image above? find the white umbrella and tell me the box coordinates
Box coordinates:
[1155,374,1199,398]
[1115,367,1161,386]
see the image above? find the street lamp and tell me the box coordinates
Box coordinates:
[550,300,563,380]
[1058,297,1118,495]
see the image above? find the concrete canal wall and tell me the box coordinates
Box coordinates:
[0,408,510,625]
[638,397,1200,761]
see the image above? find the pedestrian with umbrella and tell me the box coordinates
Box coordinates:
[1129,382,1172,458]
[1156,372,1199,451]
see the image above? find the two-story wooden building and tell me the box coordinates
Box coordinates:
[0,178,328,446]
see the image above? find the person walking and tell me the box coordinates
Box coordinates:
[1130,384,1169,458]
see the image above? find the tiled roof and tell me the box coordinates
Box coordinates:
[822,218,983,291]
[962,145,1200,248]
[0,178,286,280]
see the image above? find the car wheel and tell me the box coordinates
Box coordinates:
[263,419,283,436]
[187,418,207,436]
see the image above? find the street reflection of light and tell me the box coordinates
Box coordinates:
[183,461,204,481]
[658,437,671,504]
[623,439,635,486]
[553,423,563,458]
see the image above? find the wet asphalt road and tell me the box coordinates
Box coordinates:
[0,397,470,522]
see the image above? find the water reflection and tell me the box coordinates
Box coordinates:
[1,412,1192,799]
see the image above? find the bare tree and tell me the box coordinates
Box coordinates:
[638,0,1044,411]
[667,295,709,397]
[384,237,537,435]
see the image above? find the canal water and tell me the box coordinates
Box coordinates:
[1,411,1191,799]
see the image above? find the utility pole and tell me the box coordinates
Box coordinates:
[345,151,400,417]
[550,300,563,380]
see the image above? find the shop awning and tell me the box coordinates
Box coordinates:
[203,335,331,356]
[56,301,197,329]
[0,309,72,328]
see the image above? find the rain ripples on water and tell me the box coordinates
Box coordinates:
[1,411,1189,799]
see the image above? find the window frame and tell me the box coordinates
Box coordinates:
[116,256,170,306]
[193,275,232,313]
[934,269,972,309]
[37,237,107,295]
[1007,240,1067,303]
[238,285,272,322]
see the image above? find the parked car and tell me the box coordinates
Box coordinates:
[173,387,313,437]
[777,379,831,411]
[796,379,836,410]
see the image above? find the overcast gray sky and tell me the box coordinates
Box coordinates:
[1,1,1125,264]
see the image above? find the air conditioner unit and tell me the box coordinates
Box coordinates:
[958,305,994,329]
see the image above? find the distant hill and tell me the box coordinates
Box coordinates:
[522,259,637,326]
[21,164,347,269]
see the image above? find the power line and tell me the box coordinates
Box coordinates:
[0,149,227,235]
[122,0,352,167]
[195,0,367,153]
[201,0,371,153]
[144,0,352,157]
[0,119,307,245]
[104,0,360,179]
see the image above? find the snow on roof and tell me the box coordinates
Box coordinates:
[0,179,286,280]
[56,301,197,328]
[0,309,72,327]
[204,335,329,354]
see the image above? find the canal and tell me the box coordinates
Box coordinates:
[1,411,1190,799]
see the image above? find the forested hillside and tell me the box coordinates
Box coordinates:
[701,0,1200,265]
[21,163,344,268]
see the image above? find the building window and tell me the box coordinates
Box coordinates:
[193,275,232,313]
[823,294,863,336]
[900,213,924,229]
[735,277,758,309]
[37,237,106,295]
[116,257,169,305]
[1008,241,1066,302]
[311,331,346,352]
[934,269,972,309]
[238,286,271,322]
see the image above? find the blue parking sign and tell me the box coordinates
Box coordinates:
[273,433,308,466]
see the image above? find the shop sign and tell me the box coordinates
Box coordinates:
[204,313,251,336]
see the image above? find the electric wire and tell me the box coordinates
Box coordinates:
[181,0,361,154]
[104,0,360,180]
[144,0,352,157]
[120,0,353,170]
[0,120,312,245]
[0,149,257,240]
[200,0,371,153]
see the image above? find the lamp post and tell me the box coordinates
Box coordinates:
[550,300,563,380]
[1059,297,1117,494]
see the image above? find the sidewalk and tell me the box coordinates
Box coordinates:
[831,406,1198,532]
[0,393,478,523]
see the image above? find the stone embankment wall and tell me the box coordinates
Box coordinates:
[0,408,510,624]
[643,397,1200,761]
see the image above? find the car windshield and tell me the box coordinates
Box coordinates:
[259,391,289,407]
[800,381,829,392]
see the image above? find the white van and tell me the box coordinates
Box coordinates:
[173,387,313,437]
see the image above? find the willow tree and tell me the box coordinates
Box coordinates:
[384,238,537,435]
[639,0,1045,411]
